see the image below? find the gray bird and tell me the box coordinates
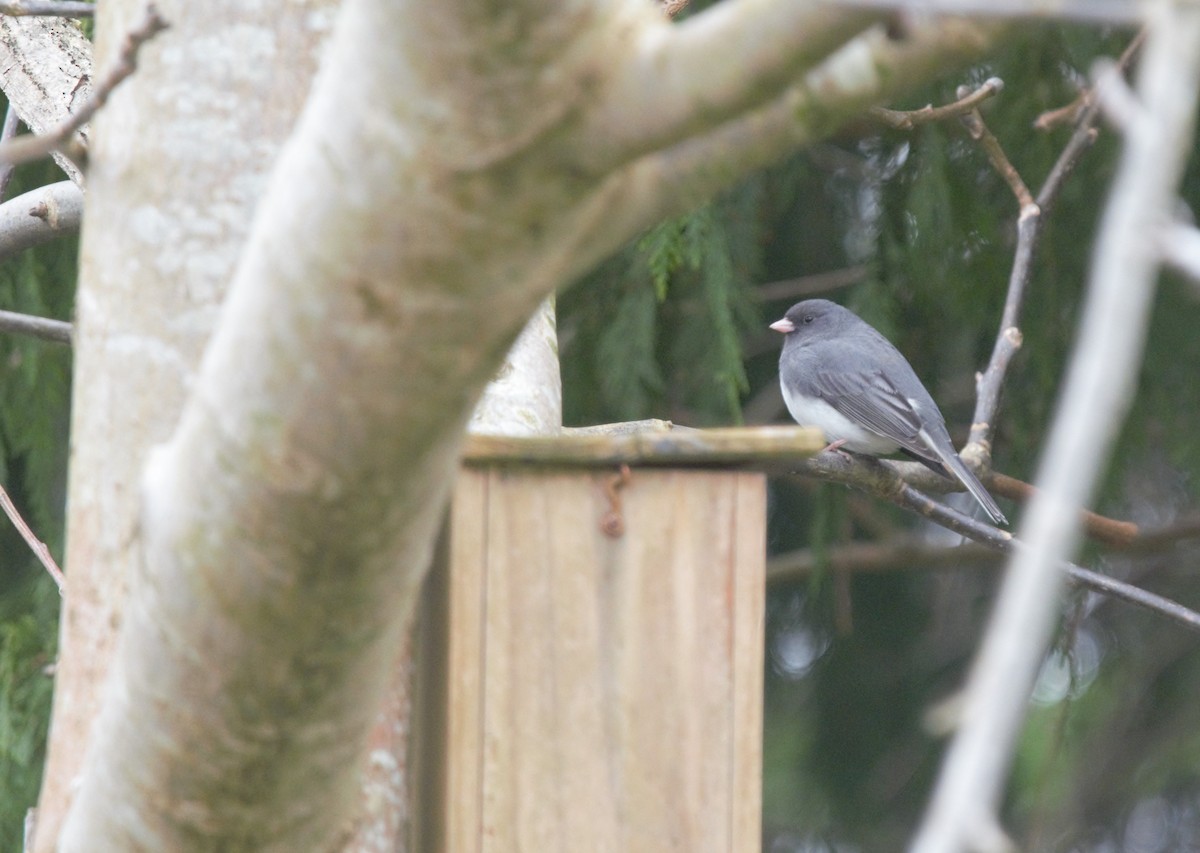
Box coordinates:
[770,299,1007,525]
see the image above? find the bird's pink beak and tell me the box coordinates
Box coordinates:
[769,317,794,334]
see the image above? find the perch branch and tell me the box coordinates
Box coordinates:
[781,461,1200,631]
[796,450,1137,547]
[890,483,1200,631]
[0,4,167,168]
[0,480,63,591]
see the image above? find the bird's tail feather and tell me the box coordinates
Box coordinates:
[942,450,1007,526]
[913,431,1007,526]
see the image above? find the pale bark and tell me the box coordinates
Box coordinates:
[0,14,88,184]
[0,181,81,260]
[31,0,1006,847]
[34,1,337,848]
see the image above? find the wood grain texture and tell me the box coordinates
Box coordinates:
[442,467,765,852]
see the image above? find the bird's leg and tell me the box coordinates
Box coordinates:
[823,438,848,454]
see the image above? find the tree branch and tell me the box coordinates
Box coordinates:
[0,4,168,168]
[0,1,94,17]
[913,3,1200,849]
[588,4,881,168]
[869,76,1003,130]
[589,17,1009,262]
[0,480,63,591]
[0,180,82,264]
[0,308,71,344]
[0,14,91,184]
[834,0,1144,24]
[969,34,1136,457]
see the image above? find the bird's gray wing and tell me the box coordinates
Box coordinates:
[803,364,1008,524]
[801,366,942,465]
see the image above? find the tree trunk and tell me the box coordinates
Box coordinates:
[34,1,336,847]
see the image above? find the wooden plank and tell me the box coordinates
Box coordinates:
[443,467,766,852]
[463,425,822,468]
[731,473,766,850]
[444,469,488,853]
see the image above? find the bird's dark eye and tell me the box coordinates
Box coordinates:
[802,314,815,324]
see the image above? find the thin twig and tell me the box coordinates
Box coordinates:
[1034,29,1145,131]
[0,480,63,591]
[968,62,1111,455]
[0,1,93,17]
[0,4,168,168]
[870,76,1004,130]
[958,94,1034,208]
[0,308,72,344]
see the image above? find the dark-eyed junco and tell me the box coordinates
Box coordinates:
[770,299,1007,525]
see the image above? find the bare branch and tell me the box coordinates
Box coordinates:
[914,3,1200,849]
[588,4,881,168]
[0,4,168,168]
[0,15,90,184]
[0,309,71,344]
[888,482,1200,631]
[1034,29,1145,131]
[960,94,1035,207]
[0,180,82,264]
[0,480,63,591]
[968,61,1114,456]
[869,76,1003,130]
[794,449,1137,548]
[989,472,1137,548]
[835,0,1144,24]
[0,1,94,17]
[594,18,1009,259]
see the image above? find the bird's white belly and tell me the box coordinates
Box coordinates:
[781,382,899,455]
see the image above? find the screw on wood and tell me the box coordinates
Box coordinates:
[600,464,632,538]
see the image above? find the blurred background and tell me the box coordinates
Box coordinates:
[4,20,1200,853]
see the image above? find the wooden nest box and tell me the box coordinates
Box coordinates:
[415,425,822,852]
